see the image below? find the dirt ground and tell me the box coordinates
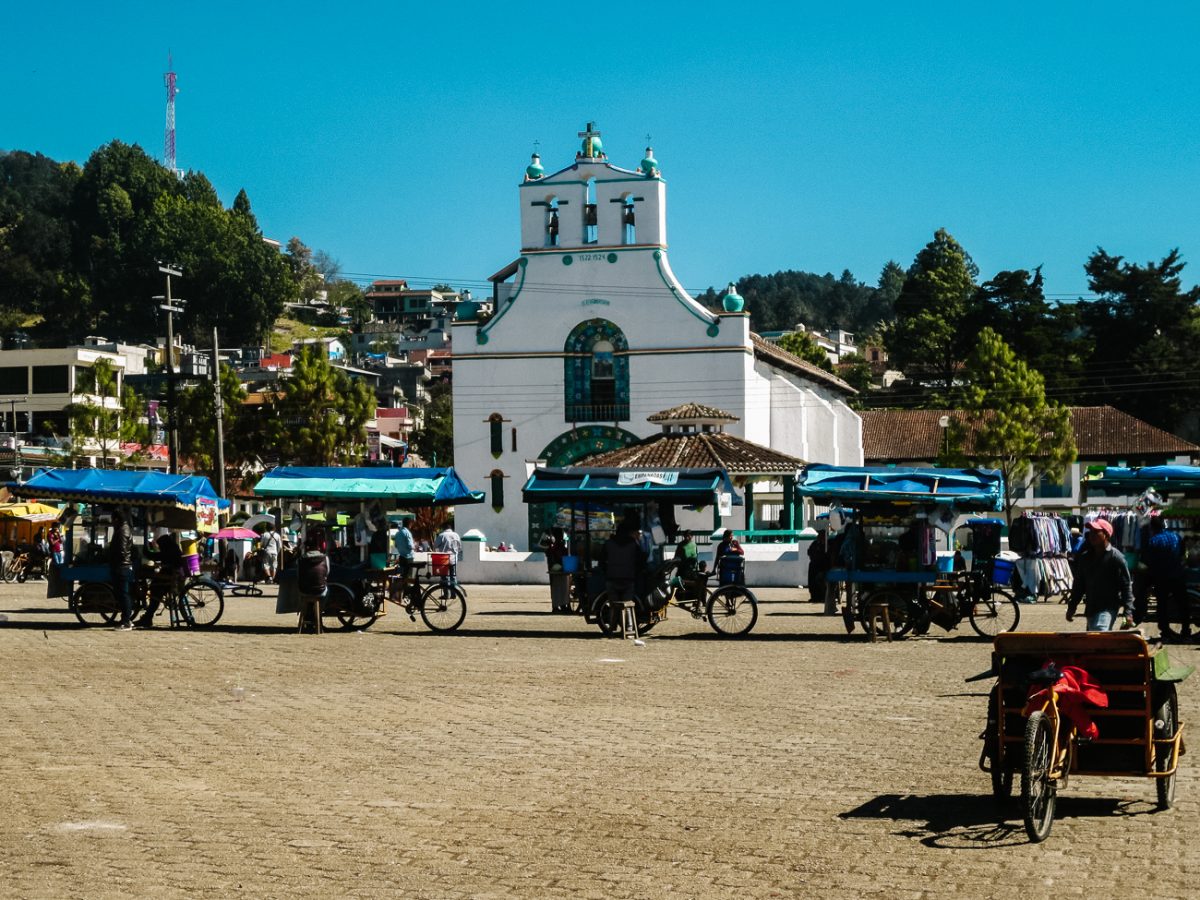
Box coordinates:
[1,581,1196,899]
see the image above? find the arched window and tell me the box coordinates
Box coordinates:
[583,179,597,244]
[564,319,629,422]
[488,413,504,458]
[489,469,505,512]
[546,197,560,247]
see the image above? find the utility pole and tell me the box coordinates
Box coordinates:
[212,327,226,498]
[156,263,185,474]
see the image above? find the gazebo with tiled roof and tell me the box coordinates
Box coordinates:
[576,403,806,531]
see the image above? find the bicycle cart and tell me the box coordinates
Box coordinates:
[521,466,746,635]
[7,468,229,628]
[980,631,1192,843]
[253,466,483,633]
[795,465,1012,640]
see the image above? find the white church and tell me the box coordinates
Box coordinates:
[451,124,863,550]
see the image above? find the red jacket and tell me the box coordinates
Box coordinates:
[1023,664,1109,740]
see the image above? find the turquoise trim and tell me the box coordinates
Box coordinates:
[477,258,528,343]
[520,175,662,187]
[522,246,662,257]
[652,249,720,333]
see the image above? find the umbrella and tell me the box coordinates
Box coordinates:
[214,527,258,540]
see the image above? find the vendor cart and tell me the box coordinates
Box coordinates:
[980,631,1191,842]
[795,465,1016,639]
[253,466,483,632]
[7,467,228,627]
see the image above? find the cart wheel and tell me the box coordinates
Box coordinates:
[970,589,1021,638]
[1154,684,1179,810]
[70,583,120,626]
[591,592,619,635]
[1021,711,1056,842]
[182,580,224,628]
[985,687,1013,801]
[419,584,467,633]
[336,587,380,631]
[706,585,758,637]
[857,590,916,638]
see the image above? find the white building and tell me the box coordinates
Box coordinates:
[451,125,863,550]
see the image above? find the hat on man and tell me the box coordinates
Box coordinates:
[1085,519,1113,538]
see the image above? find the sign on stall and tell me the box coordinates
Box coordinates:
[616,471,680,486]
[718,492,733,517]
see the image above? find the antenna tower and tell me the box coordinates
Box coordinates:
[163,53,180,175]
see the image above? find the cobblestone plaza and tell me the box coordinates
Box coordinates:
[2,583,1196,899]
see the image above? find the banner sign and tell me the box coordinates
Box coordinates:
[616,471,680,486]
[195,496,219,534]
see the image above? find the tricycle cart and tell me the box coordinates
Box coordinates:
[253,466,483,632]
[7,467,228,627]
[981,631,1191,842]
[795,465,1015,639]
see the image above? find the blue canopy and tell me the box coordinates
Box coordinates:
[1084,465,1200,497]
[523,467,737,506]
[253,466,485,506]
[9,468,229,512]
[796,464,1005,511]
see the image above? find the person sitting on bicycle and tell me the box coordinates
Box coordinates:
[297,530,330,633]
[604,522,645,609]
[136,531,185,628]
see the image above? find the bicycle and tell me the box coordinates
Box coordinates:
[385,561,468,632]
[3,548,48,583]
[69,568,224,628]
[855,570,1019,639]
[591,559,759,638]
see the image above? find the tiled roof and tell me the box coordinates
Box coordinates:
[576,431,805,474]
[750,334,856,394]
[647,403,739,423]
[861,406,1198,462]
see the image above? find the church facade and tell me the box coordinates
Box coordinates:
[451,125,863,548]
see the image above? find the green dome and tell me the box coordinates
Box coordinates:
[525,153,544,179]
[456,299,480,320]
[640,147,659,176]
[721,282,744,313]
[582,134,603,157]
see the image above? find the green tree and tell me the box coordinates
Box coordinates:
[66,358,150,465]
[410,382,454,466]
[269,347,375,465]
[285,237,324,304]
[176,363,248,478]
[1077,248,1200,433]
[942,328,1076,523]
[835,352,874,395]
[777,330,832,371]
[887,228,979,394]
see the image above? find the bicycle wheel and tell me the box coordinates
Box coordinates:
[705,585,758,637]
[591,591,619,635]
[1154,684,1179,810]
[335,585,380,631]
[182,580,224,628]
[858,590,916,639]
[70,583,120,626]
[419,583,467,633]
[1,560,14,583]
[969,588,1021,638]
[1021,710,1056,843]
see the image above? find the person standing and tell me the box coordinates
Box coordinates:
[434,519,463,596]
[109,509,135,630]
[603,523,645,609]
[1144,516,1190,641]
[137,531,184,628]
[297,530,330,633]
[393,516,415,584]
[1066,519,1134,632]
[48,526,64,566]
[261,526,282,583]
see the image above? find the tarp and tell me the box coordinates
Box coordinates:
[0,501,61,522]
[795,464,1005,511]
[253,466,485,506]
[8,468,229,512]
[522,467,736,506]
[1084,465,1200,497]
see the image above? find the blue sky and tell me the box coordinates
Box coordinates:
[5,2,1199,302]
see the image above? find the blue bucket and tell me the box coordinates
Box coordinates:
[936,555,955,574]
[992,558,1014,586]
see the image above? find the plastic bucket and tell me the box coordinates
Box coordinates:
[430,552,451,576]
[992,558,1014,585]
[184,554,200,576]
[936,554,955,574]
[562,555,580,574]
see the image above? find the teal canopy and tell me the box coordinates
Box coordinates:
[522,467,737,506]
[253,466,485,506]
[9,467,229,512]
[1084,465,1200,497]
[796,464,1004,511]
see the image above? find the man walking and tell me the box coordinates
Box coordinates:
[1066,519,1134,632]
[434,519,463,597]
[1144,516,1190,641]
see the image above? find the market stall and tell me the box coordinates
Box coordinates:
[795,464,1012,638]
[252,466,484,631]
[6,467,229,626]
